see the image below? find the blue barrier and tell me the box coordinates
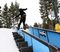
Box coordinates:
[22,30,50,52]
[47,31,60,48]
[32,38,49,52]
[17,29,59,52]
[29,27,49,42]
[29,27,60,49]
[29,27,34,34]
[24,33,32,46]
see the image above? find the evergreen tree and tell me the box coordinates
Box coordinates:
[14,2,19,21]
[9,2,19,27]
[0,6,2,28]
[2,3,9,28]
[33,22,38,27]
[0,19,2,28]
[39,0,55,30]
[2,2,19,28]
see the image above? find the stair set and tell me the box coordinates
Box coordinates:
[12,32,33,52]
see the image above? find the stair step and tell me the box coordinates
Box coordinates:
[13,32,18,36]
[19,46,33,52]
[13,33,22,38]
[16,38,24,42]
[12,32,21,37]
[17,41,28,49]
[12,32,23,40]
[13,35,21,38]
[13,32,18,34]
[14,36,23,40]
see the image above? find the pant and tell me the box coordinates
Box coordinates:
[18,17,26,28]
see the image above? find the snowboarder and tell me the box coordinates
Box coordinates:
[15,8,27,30]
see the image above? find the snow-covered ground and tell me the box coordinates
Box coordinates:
[0,28,19,52]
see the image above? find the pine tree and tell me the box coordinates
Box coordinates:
[0,6,2,28]
[39,0,55,29]
[2,2,19,28]
[2,3,9,28]
[9,2,19,27]
[14,2,19,21]
[33,22,38,27]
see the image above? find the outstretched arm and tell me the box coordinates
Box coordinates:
[22,8,27,11]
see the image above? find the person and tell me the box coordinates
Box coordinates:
[55,21,60,32]
[15,8,27,30]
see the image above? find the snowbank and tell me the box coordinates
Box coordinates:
[0,28,19,52]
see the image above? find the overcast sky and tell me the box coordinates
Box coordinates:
[0,0,43,26]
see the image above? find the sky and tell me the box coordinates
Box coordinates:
[0,0,43,26]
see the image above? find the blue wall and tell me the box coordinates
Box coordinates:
[17,29,50,52]
[29,27,60,48]
[32,38,49,52]
[23,32,50,52]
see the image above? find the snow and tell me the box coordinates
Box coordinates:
[0,28,19,52]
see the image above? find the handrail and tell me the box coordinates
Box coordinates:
[22,30,59,50]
